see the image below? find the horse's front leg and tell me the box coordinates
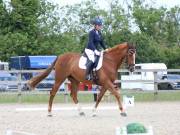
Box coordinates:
[106,81,127,117]
[70,89,85,116]
[69,77,85,116]
[92,87,106,117]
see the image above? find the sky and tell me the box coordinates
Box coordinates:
[3,0,180,10]
[50,0,180,9]
[48,0,180,32]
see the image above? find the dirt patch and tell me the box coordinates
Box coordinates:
[0,102,180,135]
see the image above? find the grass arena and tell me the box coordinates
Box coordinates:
[1,101,180,135]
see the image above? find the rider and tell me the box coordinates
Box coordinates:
[84,17,107,80]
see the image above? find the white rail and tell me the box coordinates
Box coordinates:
[0,69,180,102]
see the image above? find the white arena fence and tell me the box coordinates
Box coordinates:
[0,69,180,102]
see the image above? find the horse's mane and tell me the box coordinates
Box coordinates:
[106,44,120,53]
[106,42,135,53]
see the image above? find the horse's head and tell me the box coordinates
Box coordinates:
[127,43,136,72]
[104,42,136,72]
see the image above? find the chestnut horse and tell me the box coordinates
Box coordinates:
[28,42,136,117]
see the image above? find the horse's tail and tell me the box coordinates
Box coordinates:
[27,57,58,90]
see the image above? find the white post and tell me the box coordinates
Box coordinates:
[153,71,158,100]
[148,126,154,135]
[6,130,12,135]
[115,127,120,135]
[116,127,127,135]
[17,71,22,103]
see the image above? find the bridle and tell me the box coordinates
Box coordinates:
[127,47,136,72]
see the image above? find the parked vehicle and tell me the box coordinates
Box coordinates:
[121,63,167,91]
[22,78,54,91]
[9,55,60,91]
[158,74,180,90]
[22,73,65,91]
[0,72,18,91]
[10,55,57,70]
[0,61,9,70]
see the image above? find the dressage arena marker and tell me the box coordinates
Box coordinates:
[123,95,135,108]
[6,129,36,135]
[15,106,119,112]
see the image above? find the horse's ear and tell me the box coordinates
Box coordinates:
[127,42,135,49]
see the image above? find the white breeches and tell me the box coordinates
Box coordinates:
[85,49,95,62]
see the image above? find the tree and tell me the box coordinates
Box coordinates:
[0,0,61,61]
[0,0,180,68]
[131,0,180,68]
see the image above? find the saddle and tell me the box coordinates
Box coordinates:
[79,51,103,83]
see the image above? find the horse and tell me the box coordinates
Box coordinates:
[27,42,136,117]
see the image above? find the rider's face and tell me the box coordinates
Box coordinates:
[95,25,102,30]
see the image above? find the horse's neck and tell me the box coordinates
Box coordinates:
[105,46,127,70]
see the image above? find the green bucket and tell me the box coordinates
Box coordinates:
[127,123,147,134]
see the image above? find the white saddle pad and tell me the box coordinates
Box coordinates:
[79,51,103,71]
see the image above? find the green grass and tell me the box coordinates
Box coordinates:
[0,91,180,103]
[0,94,18,103]
[122,91,180,102]
[0,93,95,103]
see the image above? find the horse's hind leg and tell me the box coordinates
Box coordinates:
[92,87,106,116]
[68,77,85,116]
[48,76,66,116]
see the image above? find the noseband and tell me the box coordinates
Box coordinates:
[128,48,136,55]
[127,47,136,70]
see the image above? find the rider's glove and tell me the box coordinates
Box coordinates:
[94,50,100,56]
[104,48,109,52]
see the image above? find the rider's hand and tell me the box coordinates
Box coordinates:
[94,50,100,55]
[104,48,109,52]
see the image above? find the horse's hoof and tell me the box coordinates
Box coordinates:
[92,113,97,117]
[120,112,127,117]
[27,81,35,91]
[47,112,53,117]
[47,114,52,117]
[79,112,85,116]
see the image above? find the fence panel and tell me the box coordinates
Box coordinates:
[0,69,180,103]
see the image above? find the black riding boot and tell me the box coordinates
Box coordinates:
[85,60,94,80]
